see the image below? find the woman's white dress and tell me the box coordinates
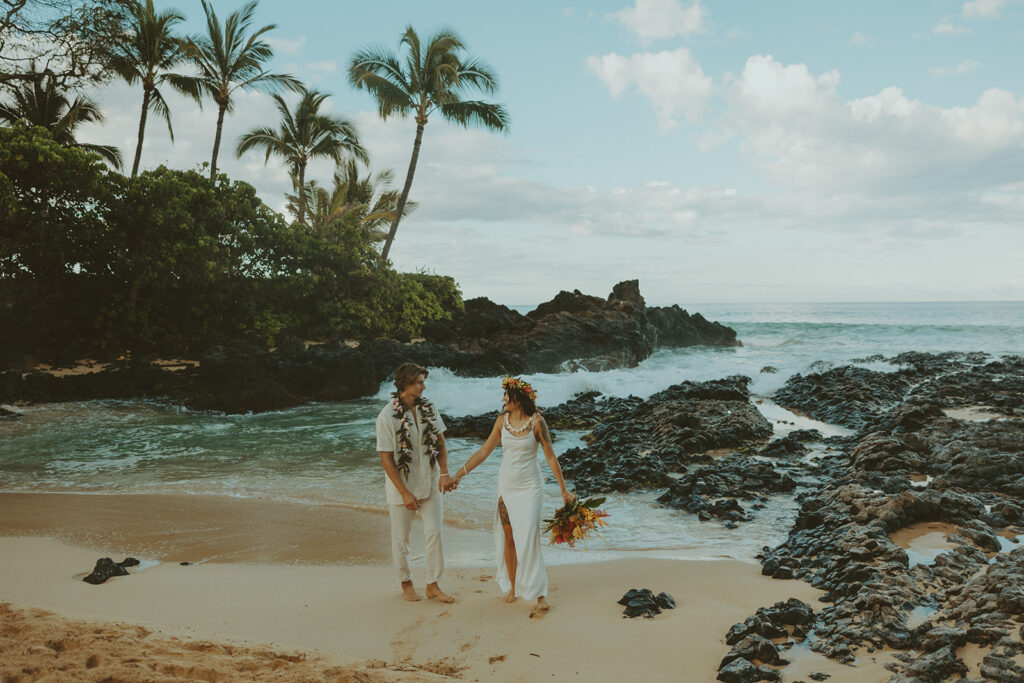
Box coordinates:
[494,421,547,600]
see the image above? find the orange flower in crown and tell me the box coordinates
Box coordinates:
[502,376,538,400]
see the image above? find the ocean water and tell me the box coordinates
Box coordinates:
[2,301,1021,565]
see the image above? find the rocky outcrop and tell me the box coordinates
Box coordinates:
[732,352,1024,680]
[717,598,816,682]
[83,557,138,585]
[558,377,773,495]
[1,280,739,413]
[442,391,643,439]
[657,456,797,525]
[773,352,1024,430]
[423,280,739,374]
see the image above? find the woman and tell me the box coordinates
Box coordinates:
[453,377,575,616]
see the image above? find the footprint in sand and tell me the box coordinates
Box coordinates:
[389,617,427,661]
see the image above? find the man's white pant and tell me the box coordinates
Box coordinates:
[389,492,444,584]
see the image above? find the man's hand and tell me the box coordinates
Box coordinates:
[439,474,457,493]
[401,491,420,510]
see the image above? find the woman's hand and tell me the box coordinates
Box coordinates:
[562,489,577,504]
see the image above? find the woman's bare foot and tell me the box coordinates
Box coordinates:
[425,583,454,603]
[529,597,550,618]
[501,590,517,604]
[401,581,422,602]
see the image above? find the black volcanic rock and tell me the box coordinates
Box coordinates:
[657,456,797,523]
[83,557,130,585]
[773,366,913,430]
[560,377,773,495]
[647,304,739,347]
[423,280,739,375]
[1,280,740,413]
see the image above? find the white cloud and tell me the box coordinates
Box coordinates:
[932,20,968,34]
[72,62,1024,304]
[719,55,1024,192]
[265,35,307,55]
[963,0,1005,18]
[609,0,708,42]
[586,48,713,131]
[727,55,839,119]
[929,59,981,77]
[850,32,873,47]
[305,60,338,74]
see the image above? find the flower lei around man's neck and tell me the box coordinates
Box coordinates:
[391,393,441,476]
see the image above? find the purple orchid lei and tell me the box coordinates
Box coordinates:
[391,393,441,476]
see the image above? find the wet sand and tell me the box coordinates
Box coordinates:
[890,521,959,566]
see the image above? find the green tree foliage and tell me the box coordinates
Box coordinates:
[0,124,116,359]
[376,272,463,339]
[106,165,289,349]
[349,26,509,262]
[0,73,123,168]
[184,0,300,180]
[0,126,461,361]
[0,123,113,280]
[236,86,366,225]
[285,159,414,239]
[107,0,203,177]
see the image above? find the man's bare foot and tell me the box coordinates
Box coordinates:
[401,582,422,602]
[425,583,454,603]
[501,591,517,604]
[529,597,550,618]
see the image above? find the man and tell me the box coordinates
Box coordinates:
[376,362,456,602]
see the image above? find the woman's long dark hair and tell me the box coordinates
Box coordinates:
[505,385,537,416]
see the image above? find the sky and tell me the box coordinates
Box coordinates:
[79,0,1024,305]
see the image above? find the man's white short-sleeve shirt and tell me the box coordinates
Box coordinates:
[376,401,446,505]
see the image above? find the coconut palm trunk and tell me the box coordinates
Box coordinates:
[295,159,308,224]
[210,101,227,179]
[382,120,425,262]
[131,87,152,178]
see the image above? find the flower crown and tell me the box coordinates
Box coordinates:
[502,376,537,401]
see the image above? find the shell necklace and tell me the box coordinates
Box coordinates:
[504,412,535,435]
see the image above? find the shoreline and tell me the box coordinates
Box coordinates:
[0,491,896,681]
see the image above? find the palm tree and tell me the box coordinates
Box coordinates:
[236,87,367,224]
[0,73,123,168]
[184,0,301,180]
[285,159,415,237]
[107,0,203,178]
[349,26,509,262]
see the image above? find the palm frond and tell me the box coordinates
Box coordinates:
[149,88,175,139]
[78,142,124,169]
[437,99,510,131]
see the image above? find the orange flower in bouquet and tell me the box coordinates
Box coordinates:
[543,496,610,547]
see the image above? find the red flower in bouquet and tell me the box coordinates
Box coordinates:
[543,496,610,547]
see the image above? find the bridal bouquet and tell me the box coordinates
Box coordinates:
[543,496,610,547]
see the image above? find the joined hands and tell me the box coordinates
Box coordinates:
[439,473,458,493]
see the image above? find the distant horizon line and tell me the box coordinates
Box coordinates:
[499,299,1024,309]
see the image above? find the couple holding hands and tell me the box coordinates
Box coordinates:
[375,362,575,616]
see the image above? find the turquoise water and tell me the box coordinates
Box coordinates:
[1,301,1021,563]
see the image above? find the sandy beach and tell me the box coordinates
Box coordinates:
[0,492,895,681]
